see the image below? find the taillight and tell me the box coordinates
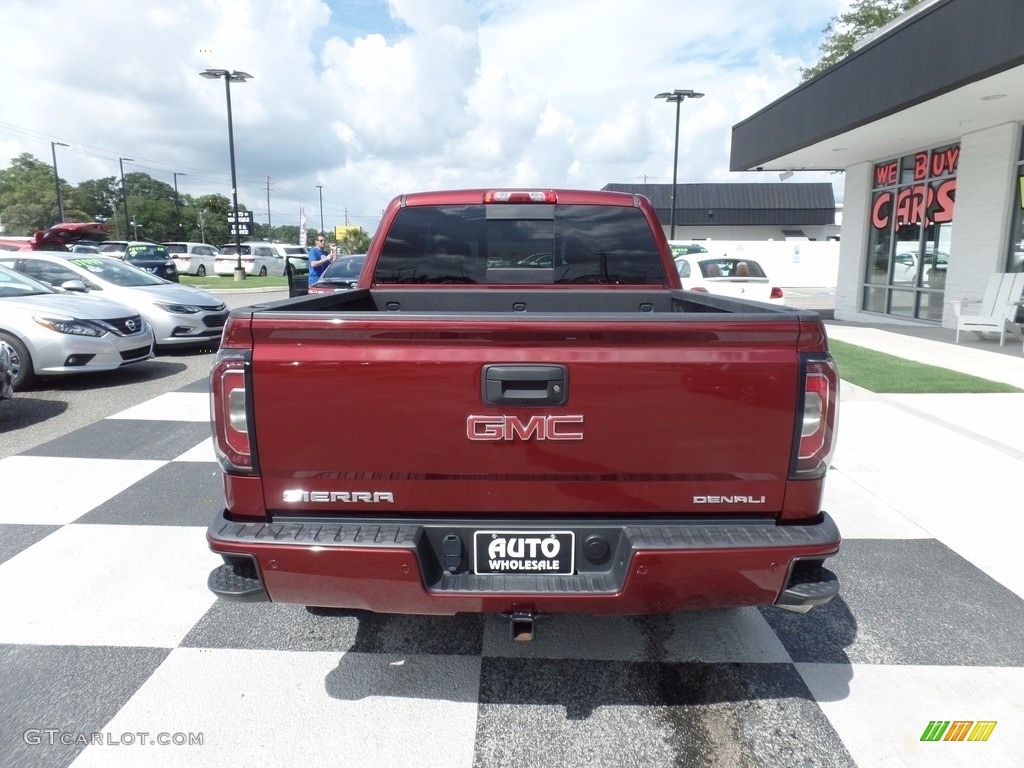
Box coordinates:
[770,287,784,300]
[791,356,839,479]
[483,190,557,203]
[210,349,257,474]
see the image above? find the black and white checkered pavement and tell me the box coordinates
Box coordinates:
[1,377,1022,767]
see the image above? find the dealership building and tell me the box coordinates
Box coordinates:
[730,0,1024,326]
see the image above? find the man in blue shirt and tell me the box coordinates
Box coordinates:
[308,235,334,286]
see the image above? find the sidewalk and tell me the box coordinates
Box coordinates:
[824,322,1024,389]
[824,321,1024,460]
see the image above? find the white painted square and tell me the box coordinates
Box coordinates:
[109,393,210,422]
[0,525,219,647]
[172,438,216,463]
[799,663,1024,768]
[835,400,1024,599]
[71,648,481,768]
[0,456,165,525]
[823,468,930,539]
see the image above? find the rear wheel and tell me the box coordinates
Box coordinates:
[0,332,38,390]
[196,265,206,277]
[258,266,268,277]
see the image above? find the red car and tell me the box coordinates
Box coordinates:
[0,222,113,252]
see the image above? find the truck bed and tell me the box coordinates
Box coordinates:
[227,288,826,520]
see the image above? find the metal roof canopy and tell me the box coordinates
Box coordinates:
[730,0,1024,173]
[604,182,836,226]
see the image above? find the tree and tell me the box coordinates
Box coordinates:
[71,177,120,222]
[0,153,61,234]
[802,0,923,80]
[191,194,234,245]
[337,226,371,255]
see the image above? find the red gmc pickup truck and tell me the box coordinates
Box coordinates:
[206,188,840,640]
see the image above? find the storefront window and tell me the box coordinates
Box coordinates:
[863,143,958,321]
[1006,130,1024,273]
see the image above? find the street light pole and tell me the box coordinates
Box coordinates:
[50,142,69,223]
[200,68,253,280]
[173,172,187,238]
[316,185,325,235]
[118,157,134,240]
[654,89,704,240]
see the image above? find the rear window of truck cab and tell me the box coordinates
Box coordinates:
[373,204,667,285]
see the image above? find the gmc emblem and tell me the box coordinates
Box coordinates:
[467,414,584,441]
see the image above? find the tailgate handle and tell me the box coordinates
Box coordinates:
[483,365,568,406]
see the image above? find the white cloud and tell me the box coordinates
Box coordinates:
[0,0,846,230]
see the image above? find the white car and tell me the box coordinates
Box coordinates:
[0,253,228,351]
[163,242,219,277]
[674,256,785,305]
[215,242,286,276]
[0,265,154,390]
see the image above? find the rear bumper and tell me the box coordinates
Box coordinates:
[207,511,840,615]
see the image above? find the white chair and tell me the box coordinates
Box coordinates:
[952,273,1024,348]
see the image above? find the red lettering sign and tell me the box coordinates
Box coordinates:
[931,146,959,177]
[874,161,897,187]
[931,179,956,223]
[914,152,929,181]
[872,192,893,230]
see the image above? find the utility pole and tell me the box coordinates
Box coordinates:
[316,185,325,234]
[50,142,69,223]
[173,172,187,238]
[119,157,134,240]
[266,176,273,241]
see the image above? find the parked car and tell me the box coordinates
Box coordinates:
[308,254,366,294]
[0,222,113,252]
[98,241,179,282]
[674,256,785,305]
[70,244,100,254]
[669,242,710,259]
[162,242,219,277]
[215,242,285,276]
[271,244,307,264]
[892,248,949,285]
[0,264,154,390]
[0,253,227,351]
[0,340,14,403]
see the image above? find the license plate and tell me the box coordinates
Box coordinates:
[473,530,575,575]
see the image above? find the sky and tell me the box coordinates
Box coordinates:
[0,0,850,235]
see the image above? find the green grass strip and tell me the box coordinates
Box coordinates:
[180,275,287,290]
[829,339,1023,394]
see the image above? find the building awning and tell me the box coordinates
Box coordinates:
[730,0,1024,173]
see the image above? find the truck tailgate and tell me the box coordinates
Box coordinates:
[248,314,802,517]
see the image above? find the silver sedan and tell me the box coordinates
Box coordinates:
[0,253,228,351]
[0,265,154,390]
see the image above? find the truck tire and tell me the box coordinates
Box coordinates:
[0,332,38,390]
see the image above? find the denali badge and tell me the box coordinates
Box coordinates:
[693,495,766,504]
[283,490,395,503]
[467,414,583,441]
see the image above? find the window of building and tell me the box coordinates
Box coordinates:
[864,144,958,321]
[1005,130,1024,273]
